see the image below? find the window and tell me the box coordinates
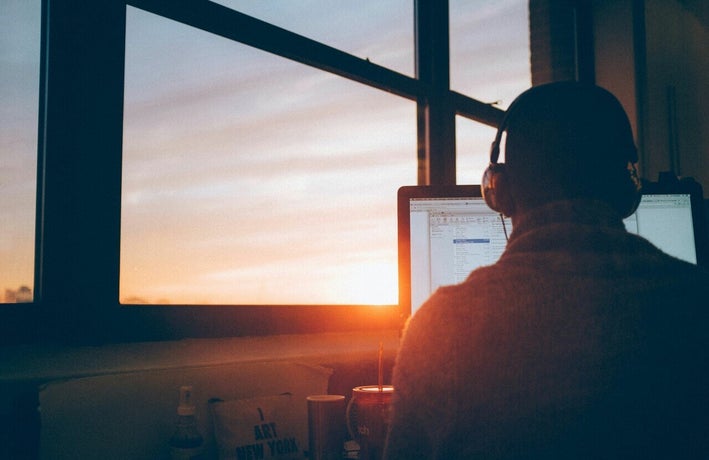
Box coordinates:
[450,0,530,106]
[211,0,414,77]
[450,0,531,185]
[121,6,415,305]
[0,0,41,304]
[455,117,498,185]
[3,0,530,343]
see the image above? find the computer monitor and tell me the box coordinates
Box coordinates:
[398,184,705,317]
[397,185,508,318]
[624,193,698,264]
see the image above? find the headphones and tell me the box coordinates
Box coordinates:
[481,83,642,218]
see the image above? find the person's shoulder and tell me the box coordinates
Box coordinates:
[405,267,501,334]
[419,268,495,309]
[655,251,709,281]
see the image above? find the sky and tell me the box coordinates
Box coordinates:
[0,0,40,302]
[1,0,530,305]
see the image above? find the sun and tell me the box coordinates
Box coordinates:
[342,260,398,306]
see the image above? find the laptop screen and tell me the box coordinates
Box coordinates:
[398,185,704,317]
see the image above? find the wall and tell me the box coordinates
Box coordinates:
[643,0,709,185]
[594,0,709,187]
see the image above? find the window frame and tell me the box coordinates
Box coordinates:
[6,0,505,344]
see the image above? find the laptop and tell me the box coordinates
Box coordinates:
[398,183,705,317]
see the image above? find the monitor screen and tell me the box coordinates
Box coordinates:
[398,185,704,317]
[624,193,697,264]
[397,185,508,317]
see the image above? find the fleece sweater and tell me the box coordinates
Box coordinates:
[384,199,709,460]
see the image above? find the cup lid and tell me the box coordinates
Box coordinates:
[352,385,394,393]
[307,394,346,401]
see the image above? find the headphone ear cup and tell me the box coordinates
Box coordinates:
[482,163,514,216]
[615,161,642,218]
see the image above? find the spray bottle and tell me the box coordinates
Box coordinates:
[169,385,205,460]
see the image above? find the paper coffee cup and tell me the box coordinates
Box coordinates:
[307,394,346,460]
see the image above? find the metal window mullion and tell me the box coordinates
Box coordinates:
[129,0,424,102]
[37,0,126,342]
[415,0,455,185]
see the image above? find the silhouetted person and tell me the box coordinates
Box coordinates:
[384,82,709,460]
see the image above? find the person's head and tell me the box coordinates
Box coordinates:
[481,81,641,219]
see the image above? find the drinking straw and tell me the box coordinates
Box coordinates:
[378,341,383,392]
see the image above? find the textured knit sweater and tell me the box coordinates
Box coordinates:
[384,199,709,460]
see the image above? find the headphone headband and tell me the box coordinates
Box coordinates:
[488,82,638,166]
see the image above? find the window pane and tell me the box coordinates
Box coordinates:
[450,0,531,108]
[456,117,497,185]
[0,0,40,304]
[212,0,414,77]
[121,7,416,305]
